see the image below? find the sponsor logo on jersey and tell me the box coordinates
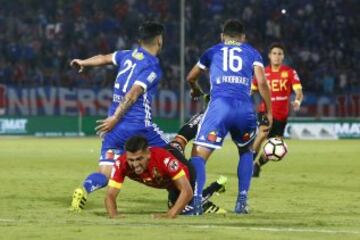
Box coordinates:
[147,72,157,83]
[163,157,170,165]
[207,131,217,142]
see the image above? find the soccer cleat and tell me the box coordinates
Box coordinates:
[234,191,249,214]
[215,175,227,194]
[70,188,87,211]
[234,201,249,214]
[252,162,261,178]
[192,196,203,215]
[203,201,227,214]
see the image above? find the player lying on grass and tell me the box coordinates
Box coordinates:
[251,42,303,177]
[71,112,227,213]
[105,135,227,218]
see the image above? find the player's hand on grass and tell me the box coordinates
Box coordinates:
[152,213,177,219]
[70,59,85,73]
[95,116,118,134]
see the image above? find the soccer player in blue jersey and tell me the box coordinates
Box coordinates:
[69,21,169,211]
[186,19,273,214]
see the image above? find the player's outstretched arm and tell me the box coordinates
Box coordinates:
[186,65,204,100]
[254,65,273,129]
[70,53,113,73]
[160,176,193,219]
[95,84,144,134]
[292,88,303,111]
[105,187,120,218]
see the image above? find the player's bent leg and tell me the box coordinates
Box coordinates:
[202,176,228,202]
[70,149,119,211]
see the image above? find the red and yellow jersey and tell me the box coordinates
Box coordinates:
[108,147,190,190]
[252,65,302,121]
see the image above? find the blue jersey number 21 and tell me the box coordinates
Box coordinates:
[221,47,242,72]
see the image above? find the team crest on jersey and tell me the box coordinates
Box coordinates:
[281,71,288,78]
[105,150,115,160]
[207,131,217,142]
[168,159,179,172]
[242,132,250,142]
[132,49,144,60]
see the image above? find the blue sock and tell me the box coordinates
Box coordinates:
[189,156,206,197]
[83,172,108,194]
[237,151,253,199]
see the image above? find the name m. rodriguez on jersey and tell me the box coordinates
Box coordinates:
[215,75,249,85]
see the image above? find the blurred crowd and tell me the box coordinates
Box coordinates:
[0,0,359,95]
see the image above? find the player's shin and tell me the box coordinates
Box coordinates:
[235,150,253,214]
[83,172,109,194]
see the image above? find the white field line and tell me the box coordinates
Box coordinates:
[191,225,360,235]
[1,220,359,235]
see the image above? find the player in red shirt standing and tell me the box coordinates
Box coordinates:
[105,135,226,218]
[251,42,303,177]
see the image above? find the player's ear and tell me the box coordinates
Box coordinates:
[157,35,163,48]
[220,33,224,42]
[241,34,246,42]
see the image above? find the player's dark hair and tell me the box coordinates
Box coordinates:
[222,19,245,37]
[125,135,149,153]
[268,42,286,54]
[138,21,164,44]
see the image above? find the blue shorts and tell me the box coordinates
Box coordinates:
[99,122,168,165]
[194,97,257,149]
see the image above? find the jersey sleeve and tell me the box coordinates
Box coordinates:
[252,50,264,68]
[197,48,213,70]
[108,159,126,189]
[133,66,160,92]
[159,149,187,181]
[290,69,302,91]
[112,51,122,66]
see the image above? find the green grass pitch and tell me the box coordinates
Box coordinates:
[0,137,359,240]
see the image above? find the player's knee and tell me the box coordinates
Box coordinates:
[191,145,212,160]
[237,144,253,155]
[98,165,113,179]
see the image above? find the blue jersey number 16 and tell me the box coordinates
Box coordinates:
[221,47,243,72]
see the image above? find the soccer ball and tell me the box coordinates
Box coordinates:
[263,137,288,161]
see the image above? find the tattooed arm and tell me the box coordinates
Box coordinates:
[95,84,144,134]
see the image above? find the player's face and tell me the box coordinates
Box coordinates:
[126,149,151,174]
[268,47,284,66]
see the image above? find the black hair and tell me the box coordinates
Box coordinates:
[268,42,286,54]
[125,135,149,153]
[222,19,245,37]
[138,21,164,44]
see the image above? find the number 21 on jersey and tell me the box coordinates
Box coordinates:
[117,59,137,93]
